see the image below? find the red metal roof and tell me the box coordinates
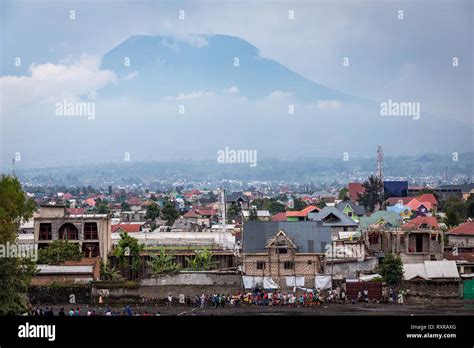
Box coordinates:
[403,216,439,230]
[67,208,86,215]
[447,222,474,236]
[112,224,142,233]
[348,183,365,201]
[443,251,474,263]
[286,205,320,217]
[406,198,432,211]
[416,193,438,205]
[271,212,287,221]
[127,197,142,206]
[84,198,96,207]
[386,197,412,206]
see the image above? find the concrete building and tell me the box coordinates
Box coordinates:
[242,221,331,288]
[446,222,474,251]
[34,205,112,262]
[364,226,444,263]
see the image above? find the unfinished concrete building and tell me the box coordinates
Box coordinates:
[34,205,112,262]
[364,226,444,263]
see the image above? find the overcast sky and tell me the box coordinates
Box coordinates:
[0,0,472,169]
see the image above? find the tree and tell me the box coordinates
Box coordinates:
[0,175,37,314]
[113,232,143,279]
[248,207,259,221]
[145,203,160,220]
[378,253,404,286]
[161,203,180,226]
[147,247,181,274]
[338,188,349,201]
[250,198,285,215]
[96,202,110,214]
[227,203,239,219]
[291,197,307,211]
[267,201,285,215]
[121,201,131,211]
[444,196,466,227]
[185,249,216,271]
[357,175,384,212]
[37,240,82,265]
[466,195,474,218]
[100,259,122,281]
[446,207,461,227]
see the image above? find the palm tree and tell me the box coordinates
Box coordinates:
[185,249,216,271]
[147,247,181,274]
[357,175,384,212]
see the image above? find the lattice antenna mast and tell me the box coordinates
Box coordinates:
[376,145,384,195]
[12,157,16,177]
[220,188,226,234]
[376,146,384,181]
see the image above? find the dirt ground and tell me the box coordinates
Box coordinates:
[40,300,474,316]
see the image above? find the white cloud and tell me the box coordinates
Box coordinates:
[179,34,209,48]
[160,38,180,52]
[267,90,292,98]
[223,86,239,94]
[0,55,117,112]
[123,71,139,81]
[162,90,216,101]
[316,100,342,110]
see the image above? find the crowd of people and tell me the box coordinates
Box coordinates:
[144,286,405,308]
[23,286,405,316]
[26,304,161,316]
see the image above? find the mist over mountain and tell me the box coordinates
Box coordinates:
[1,34,472,170]
[13,152,474,188]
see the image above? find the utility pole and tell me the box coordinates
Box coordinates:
[376,146,384,209]
[220,188,226,234]
[12,157,16,178]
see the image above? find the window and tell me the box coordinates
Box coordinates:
[431,234,436,241]
[39,223,52,240]
[348,211,353,217]
[84,222,99,239]
[323,213,340,223]
[284,261,294,270]
[256,261,266,270]
[400,236,405,244]
[277,248,288,254]
[59,223,78,240]
[369,233,379,244]
[82,243,99,258]
[307,240,314,253]
[307,260,312,265]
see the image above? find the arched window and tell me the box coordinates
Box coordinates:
[59,223,78,240]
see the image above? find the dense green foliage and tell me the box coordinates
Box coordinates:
[251,198,286,215]
[0,175,37,314]
[147,247,181,274]
[357,175,384,212]
[113,232,144,278]
[145,203,160,220]
[37,240,82,265]
[161,203,180,226]
[378,253,404,286]
[185,249,216,271]
[338,188,349,201]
